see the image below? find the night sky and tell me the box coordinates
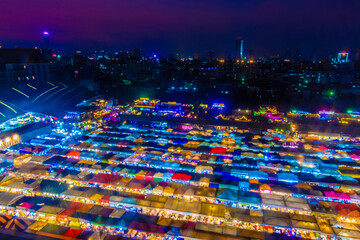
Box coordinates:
[1,0,359,58]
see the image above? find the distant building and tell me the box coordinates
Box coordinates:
[133,48,141,60]
[284,48,291,60]
[235,37,244,60]
[193,51,199,60]
[0,48,65,83]
[295,48,301,62]
[43,31,50,49]
[42,31,52,60]
[0,48,45,68]
[356,49,360,61]
[0,48,57,83]
[5,63,55,82]
[337,52,349,63]
[248,49,255,59]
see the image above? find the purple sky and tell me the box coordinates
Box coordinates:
[1,0,359,58]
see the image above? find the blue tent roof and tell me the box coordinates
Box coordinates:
[277,173,298,183]
[216,188,238,201]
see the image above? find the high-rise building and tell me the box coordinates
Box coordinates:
[284,48,291,60]
[193,51,199,60]
[249,49,255,59]
[133,48,141,60]
[355,49,360,61]
[207,50,215,59]
[43,31,50,49]
[0,48,55,83]
[337,52,349,63]
[235,37,244,60]
[295,47,301,62]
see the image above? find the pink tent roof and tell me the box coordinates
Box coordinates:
[339,193,351,200]
[18,202,34,209]
[324,191,338,198]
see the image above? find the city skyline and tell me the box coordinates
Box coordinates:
[1,0,359,58]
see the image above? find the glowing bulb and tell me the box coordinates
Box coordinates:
[13,135,19,140]
[5,137,11,142]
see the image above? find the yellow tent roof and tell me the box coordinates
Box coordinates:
[137,170,147,176]
[181,151,195,156]
[90,193,103,202]
[28,221,47,231]
[164,186,175,195]
[200,177,210,183]
[157,217,172,226]
[222,137,235,142]
[78,160,96,165]
[294,182,313,190]
[260,184,271,191]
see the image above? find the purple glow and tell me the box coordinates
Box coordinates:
[0,1,359,56]
[265,112,282,119]
[43,31,49,35]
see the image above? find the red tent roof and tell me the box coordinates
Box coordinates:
[210,147,227,155]
[172,173,192,181]
[58,202,82,219]
[68,202,83,209]
[66,151,81,158]
[55,168,64,173]
[137,195,146,199]
[129,221,165,234]
[182,221,196,229]
[333,202,358,211]
[89,173,122,185]
[99,195,111,203]
[64,228,82,237]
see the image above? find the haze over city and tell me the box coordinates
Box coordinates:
[1,0,360,58]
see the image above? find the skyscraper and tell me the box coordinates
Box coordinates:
[356,49,360,61]
[295,47,301,62]
[43,31,50,49]
[337,52,349,63]
[235,37,244,60]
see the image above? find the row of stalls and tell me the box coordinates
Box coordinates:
[0,190,343,240]
[3,121,360,239]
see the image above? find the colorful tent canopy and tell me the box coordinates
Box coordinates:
[64,228,82,237]
[210,147,227,155]
[3,218,33,232]
[172,173,192,181]
[0,215,12,227]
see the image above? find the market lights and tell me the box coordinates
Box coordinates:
[3,103,360,239]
